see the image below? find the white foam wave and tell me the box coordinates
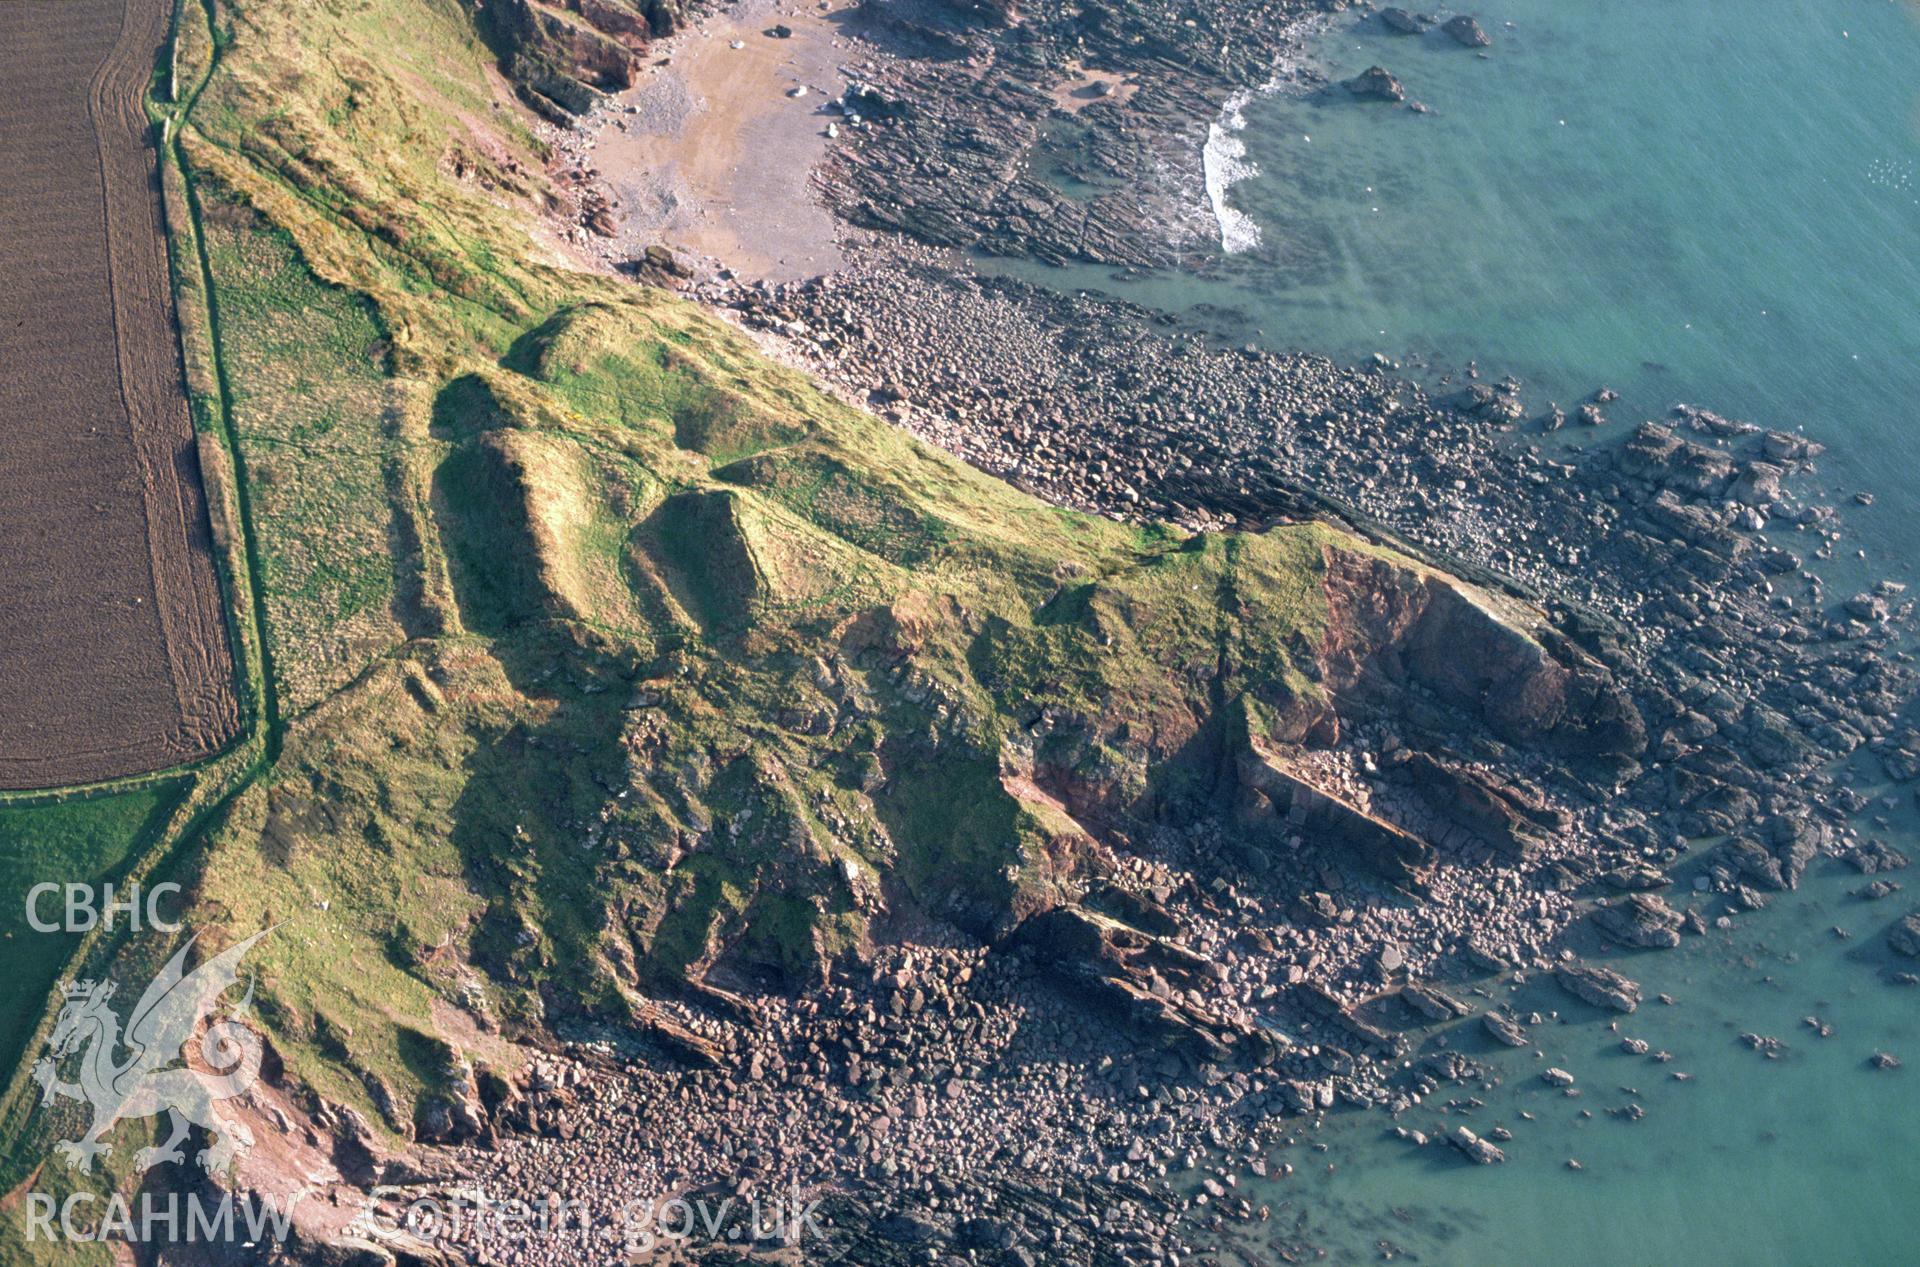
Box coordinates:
[1203,89,1262,254]
[1198,14,1335,257]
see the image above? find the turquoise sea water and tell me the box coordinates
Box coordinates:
[1233,857,1920,1265]
[1011,3,1920,1262]
[1223,0,1920,567]
[1030,0,1920,562]
[1220,5,1920,1263]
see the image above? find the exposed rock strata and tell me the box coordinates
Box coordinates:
[475,0,687,119]
[1557,962,1642,1013]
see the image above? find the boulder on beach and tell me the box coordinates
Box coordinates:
[842,81,913,121]
[1465,938,1512,974]
[637,244,692,280]
[1602,864,1669,891]
[1483,1011,1530,1048]
[1444,15,1492,47]
[1593,893,1685,949]
[1461,382,1524,422]
[1403,981,1472,1021]
[1345,66,1406,102]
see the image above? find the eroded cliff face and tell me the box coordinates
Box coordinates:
[473,0,682,118]
[985,536,1647,916]
[1002,542,1652,1057]
[1316,544,1646,764]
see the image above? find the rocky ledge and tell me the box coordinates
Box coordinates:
[811,0,1341,267]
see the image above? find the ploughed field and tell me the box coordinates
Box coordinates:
[0,0,237,788]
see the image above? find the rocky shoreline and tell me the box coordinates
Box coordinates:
[809,0,1337,270]
[295,4,1920,1265]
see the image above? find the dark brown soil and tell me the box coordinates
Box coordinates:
[0,0,239,789]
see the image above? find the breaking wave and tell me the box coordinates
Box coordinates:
[1203,90,1262,254]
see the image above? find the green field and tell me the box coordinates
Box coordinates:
[197,188,417,713]
[0,787,183,1082]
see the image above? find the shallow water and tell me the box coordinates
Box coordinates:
[1231,851,1920,1265]
[1002,2,1920,1261]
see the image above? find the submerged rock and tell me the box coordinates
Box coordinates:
[1483,1012,1529,1047]
[1380,7,1428,34]
[1890,911,1920,958]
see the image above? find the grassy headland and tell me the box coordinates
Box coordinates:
[0,0,1588,1210]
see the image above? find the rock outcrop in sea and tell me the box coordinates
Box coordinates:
[1444,14,1492,47]
[1346,65,1406,102]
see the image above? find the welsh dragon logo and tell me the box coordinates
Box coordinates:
[32,929,269,1175]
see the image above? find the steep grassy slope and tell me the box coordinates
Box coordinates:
[0,0,1633,1195]
[181,275,1369,1114]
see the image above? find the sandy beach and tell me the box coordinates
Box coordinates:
[588,0,856,281]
